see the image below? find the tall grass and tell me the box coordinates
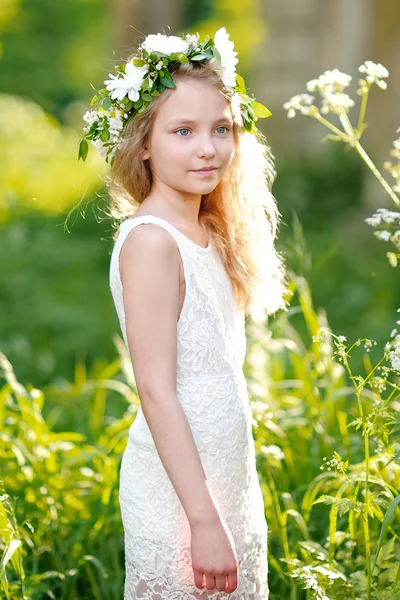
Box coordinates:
[1,264,398,599]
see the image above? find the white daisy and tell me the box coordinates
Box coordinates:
[104,62,148,102]
[142,33,189,56]
[213,27,239,89]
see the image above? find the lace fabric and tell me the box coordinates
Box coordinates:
[109,215,269,599]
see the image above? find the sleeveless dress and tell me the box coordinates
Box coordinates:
[109,215,269,599]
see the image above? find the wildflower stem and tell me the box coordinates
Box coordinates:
[338,112,400,207]
[354,140,400,207]
[356,85,371,135]
[313,113,347,139]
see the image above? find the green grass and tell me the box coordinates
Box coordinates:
[1,275,399,599]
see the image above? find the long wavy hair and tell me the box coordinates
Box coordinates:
[107,59,288,321]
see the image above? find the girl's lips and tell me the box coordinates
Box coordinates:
[192,167,217,172]
[192,168,217,176]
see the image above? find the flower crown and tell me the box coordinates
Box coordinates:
[78,28,272,165]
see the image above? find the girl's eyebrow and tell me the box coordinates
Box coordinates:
[167,117,234,126]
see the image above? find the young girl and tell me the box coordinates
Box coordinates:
[80,27,287,599]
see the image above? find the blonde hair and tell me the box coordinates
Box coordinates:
[107,59,288,321]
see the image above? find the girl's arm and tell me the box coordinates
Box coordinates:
[119,224,220,528]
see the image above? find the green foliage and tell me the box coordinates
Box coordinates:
[0,211,119,388]
[243,271,400,599]
[1,264,398,598]
[0,348,137,598]
[275,148,400,367]
[0,0,111,119]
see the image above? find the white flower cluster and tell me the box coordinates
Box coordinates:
[365,207,400,250]
[358,60,389,90]
[365,208,400,226]
[385,314,400,371]
[283,93,315,119]
[83,109,125,159]
[185,33,199,47]
[384,127,400,193]
[307,69,352,94]
[306,69,354,115]
[283,61,390,120]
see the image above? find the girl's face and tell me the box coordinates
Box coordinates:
[141,78,236,197]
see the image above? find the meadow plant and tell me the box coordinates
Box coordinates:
[260,61,400,599]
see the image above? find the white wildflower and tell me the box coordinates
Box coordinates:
[89,110,125,161]
[366,208,400,226]
[376,208,400,224]
[374,230,391,241]
[388,335,400,371]
[142,33,189,56]
[104,62,148,102]
[260,444,285,461]
[359,61,389,89]
[156,61,163,70]
[306,69,352,94]
[321,91,355,115]
[283,93,315,119]
[337,335,347,343]
[365,214,381,226]
[213,27,239,89]
[82,110,100,130]
[390,329,397,338]
[185,33,199,47]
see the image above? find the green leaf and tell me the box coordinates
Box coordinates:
[133,99,142,109]
[125,100,133,111]
[253,101,272,119]
[133,59,145,67]
[151,89,160,96]
[98,88,108,96]
[90,95,99,106]
[159,76,175,89]
[372,495,400,573]
[137,104,148,114]
[142,92,152,102]
[102,97,112,110]
[173,52,189,63]
[78,139,89,162]
[235,74,247,95]
[100,128,110,142]
[212,47,222,64]
[190,54,207,61]
[142,77,150,91]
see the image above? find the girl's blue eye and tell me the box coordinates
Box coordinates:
[175,126,230,136]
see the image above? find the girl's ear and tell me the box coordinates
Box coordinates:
[141,147,150,161]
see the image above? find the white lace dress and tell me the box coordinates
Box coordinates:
[109,215,269,599]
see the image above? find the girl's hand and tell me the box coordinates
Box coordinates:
[190,516,239,594]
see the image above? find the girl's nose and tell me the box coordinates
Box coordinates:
[197,136,216,159]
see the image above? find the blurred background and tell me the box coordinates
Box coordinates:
[1,0,399,387]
